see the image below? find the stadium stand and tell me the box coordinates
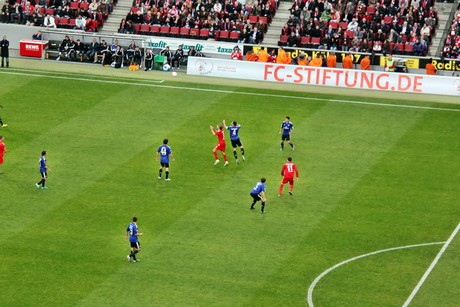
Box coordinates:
[113,0,279,42]
[0,0,116,32]
[274,0,443,56]
[441,2,460,59]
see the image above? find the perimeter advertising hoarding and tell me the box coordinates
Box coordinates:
[187,57,460,96]
[243,45,460,71]
[143,37,242,56]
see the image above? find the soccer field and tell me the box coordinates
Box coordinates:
[0,61,459,306]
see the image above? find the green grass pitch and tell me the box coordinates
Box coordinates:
[0,65,459,306]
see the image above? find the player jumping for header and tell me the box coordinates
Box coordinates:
[223,119,245,164]
[210,123,229,166]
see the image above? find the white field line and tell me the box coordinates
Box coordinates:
[402,222,460,307]
[307,242,446,307]
[1,70,460,113]
[1,70,165,84]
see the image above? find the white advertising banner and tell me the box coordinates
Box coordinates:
[187,57,460,96]
[143,37,241,56]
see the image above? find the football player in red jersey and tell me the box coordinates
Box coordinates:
[210,124,229,166]
[279,157,299,196]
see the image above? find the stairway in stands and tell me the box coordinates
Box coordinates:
[429,2,456,57]
[264,0,292,46]
[99,0,133,35]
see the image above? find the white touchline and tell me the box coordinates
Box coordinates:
[307,242,446,307]
[1,70,460,113]
[402,222,460,307]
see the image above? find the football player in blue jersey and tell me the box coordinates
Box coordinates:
[279,116,295,151]
[250,178,267,214]
[36,151,51,189]
[126,216,143,263]
[223,119,245,164]
[156,138,174,181]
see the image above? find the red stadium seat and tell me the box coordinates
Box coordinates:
[159,26,170,36]
[169,26,180,37]
[229,31,239,42]
[300,36,310,47]
[310,37,321,45]
[140,24,150,35]
[199,28,209,39]
[218,30,229,41]
[179,27,190,38]
[278,35,288,46]
[150,25,160,35]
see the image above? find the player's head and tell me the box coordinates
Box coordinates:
[232,121,237,126]
[287,157,292,162]
[163,138,168,145]
[261,178,266,183]
[217,124,223,130]
[132,216,138,222]
[0,135,3,141]
[41,150,47,156]
[285,116,290,121]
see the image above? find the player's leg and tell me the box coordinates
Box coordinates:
[158,163,163,179]
[250,193,259,209]
[213,145,220,163]
[287,136,294,150]
[165,165,170,180]
[279,177,288,196]
[289,178,294,195]
[221,144,228,166]
[240,145,245,160]
[233,148,238,161]
[261,201,266,213]
[36,172,46,188]
[281,135,285,150]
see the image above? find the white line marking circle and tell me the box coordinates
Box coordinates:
[307,242,445,307]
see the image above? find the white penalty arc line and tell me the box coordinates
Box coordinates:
[402,222,460,307]
[307,241,446,307]
[1,70,460,113]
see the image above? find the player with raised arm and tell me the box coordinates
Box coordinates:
[156,138,174,181]
[250,178,267,214]
[279,157,299,196]
[223,119,245,164]
[126,216,143,263]
[280,116,294,151]
[210,123,229,166]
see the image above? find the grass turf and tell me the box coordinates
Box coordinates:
[0,66,459,306]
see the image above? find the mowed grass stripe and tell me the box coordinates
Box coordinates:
[0,83,236,304]
[75,95,326,305]
[298,110,460,306]
[2,69,460,113]
[80,100,425,306]
[245,103,429,305]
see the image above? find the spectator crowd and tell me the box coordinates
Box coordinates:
[442,2,460,59]
[120,0,278,43]
[279,0,438,56]
[1,0,113,32]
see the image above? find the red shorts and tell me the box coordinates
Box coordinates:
[214,141,226,152]
[281,177,294,185]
